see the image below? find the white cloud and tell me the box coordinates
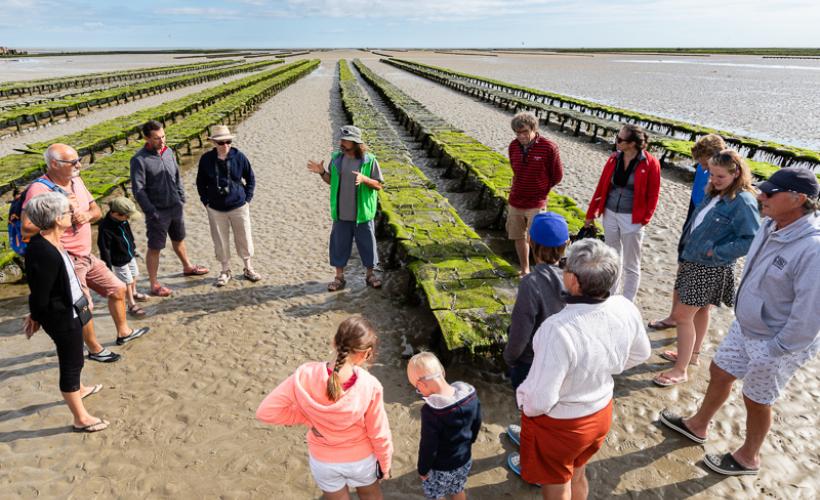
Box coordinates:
[160,7,242,18]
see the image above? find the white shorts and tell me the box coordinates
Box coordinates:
[112,258,139,285]
[308,454,379,493]
[714,320,819,405]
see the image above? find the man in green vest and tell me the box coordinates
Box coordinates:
[307,125,384,291]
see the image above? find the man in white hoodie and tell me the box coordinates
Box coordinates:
[661,167,820,477]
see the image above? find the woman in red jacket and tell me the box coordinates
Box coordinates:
[584,125,661,301]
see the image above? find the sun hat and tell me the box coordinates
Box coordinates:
[208,124,235,142]
[109,196,139,217]
[339,125,364,144]
[529,212,569,247]
[757,167,819,199]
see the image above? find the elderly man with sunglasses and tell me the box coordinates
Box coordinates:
[195,125,259,287]
[660,167,820,477]
[22,143,150,362]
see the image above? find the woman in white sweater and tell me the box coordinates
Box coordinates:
[509,238,651,499]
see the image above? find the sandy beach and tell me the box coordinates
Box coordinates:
[0,50,817,499]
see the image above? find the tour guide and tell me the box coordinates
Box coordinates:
[307,125,384,292]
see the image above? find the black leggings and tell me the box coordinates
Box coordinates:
[44,318,84,393]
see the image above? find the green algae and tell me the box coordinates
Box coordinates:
[433,308,511,353]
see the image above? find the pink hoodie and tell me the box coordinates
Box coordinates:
[256,361,393,473]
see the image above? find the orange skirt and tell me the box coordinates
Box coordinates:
[519,400,613,485]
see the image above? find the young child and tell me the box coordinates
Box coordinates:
[407,352,482,500]
[502,212,569,446]
[97,197,147,317]
[256,316,393,499]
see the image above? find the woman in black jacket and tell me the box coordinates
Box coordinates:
[23,192,108,432]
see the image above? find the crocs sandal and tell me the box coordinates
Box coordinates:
[658,409,707,444]
[507,452,540,485]
[703,453,759,476]
[366,274,382,289]
[134,292,149,302]
[150,284,172,297]
[73,418,109,433]
[327,276,346,292]
[128,304,146,317]
[506,424,521,447]
[183,265,210,276]
[116,326,150,346]
[81,384,103,399]
[87,348,121,363]
[653,372,687,387]
[648,319,676,330]
[660,350,700,365]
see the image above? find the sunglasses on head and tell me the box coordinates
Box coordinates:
[215,140,232,146]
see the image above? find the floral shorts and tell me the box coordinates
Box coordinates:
[422,460,472,499]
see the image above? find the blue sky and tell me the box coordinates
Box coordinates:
[1,0,818,49]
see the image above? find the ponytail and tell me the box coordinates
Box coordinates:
[327,346,350,402]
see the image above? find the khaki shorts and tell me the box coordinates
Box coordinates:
[506,206,544,240]
[70,253,125,308]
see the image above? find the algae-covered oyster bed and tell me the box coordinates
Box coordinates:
[339,59,520,355]
[385,58,820,174]
[0,60,319,271]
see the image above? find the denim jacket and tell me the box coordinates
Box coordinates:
[679,191,760,266]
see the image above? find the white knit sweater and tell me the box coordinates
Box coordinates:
[516,295,651,419]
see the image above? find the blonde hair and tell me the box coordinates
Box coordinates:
[327,316,378,402]
[691,134,726,162]
[407,351,444,380]
[706,149,755,200]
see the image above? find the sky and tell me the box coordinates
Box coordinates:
[1,0,818,49]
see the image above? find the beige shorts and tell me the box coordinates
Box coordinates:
[506,206,544,240]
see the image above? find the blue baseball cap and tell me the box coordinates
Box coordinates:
[529,212,569,247]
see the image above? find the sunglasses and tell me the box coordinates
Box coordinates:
[615,136,632,144]
[215,140,232,146]
[54,158,82,167]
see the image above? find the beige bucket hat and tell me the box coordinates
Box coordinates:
[208,124,235,141]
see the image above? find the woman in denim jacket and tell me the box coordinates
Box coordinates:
[654,150,760,387]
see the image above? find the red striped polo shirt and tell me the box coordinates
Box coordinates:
[508,135,563,209]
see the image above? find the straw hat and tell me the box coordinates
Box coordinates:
[208,125,235,141]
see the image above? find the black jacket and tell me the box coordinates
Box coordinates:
[196,147,255,211]
[97,213,137,267]
[25,234,77,332]
[418,382,482,475]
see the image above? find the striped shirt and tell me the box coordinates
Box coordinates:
[508,135,563,209]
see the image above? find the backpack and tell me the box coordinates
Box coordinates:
[8,178,67,256]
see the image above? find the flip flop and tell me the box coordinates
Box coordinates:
[703,453,759,476]
[653,372,687,387]
[183,265,210,276]
[658,408,707,444]
[82,384,103,399]
[660,350,700,365]
[648,319,676,330]
[73,418,109,433]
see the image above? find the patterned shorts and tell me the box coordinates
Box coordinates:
[714,321,820,405]
[422,460,471,499]
[674,260,736,308]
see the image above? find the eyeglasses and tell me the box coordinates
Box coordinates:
[215,140,232,146]
[54,158,82,167]
[414,372,442,394]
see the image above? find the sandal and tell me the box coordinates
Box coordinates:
[215,271,232,287]
[703,453,759,476]
[73,418,109,433]
[327,276,346,292]
[653,372,688,387]
[81,384,103,400]
[133,292,149,302]
[128,304,146,317]
[660,350,700,365]
[183,264,210,276]
[658,408,707,444]
[648,319,676,330]
[243,268,262,282]
[150,283,173,297]
[365,274,382,289]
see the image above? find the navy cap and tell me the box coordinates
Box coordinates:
[529,212,569,247]
[757,167,819,199]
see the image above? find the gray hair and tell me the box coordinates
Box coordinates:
[511,112,538,132]
[564,238,620,297]
[803,195,820,214]
[24,192,68,230]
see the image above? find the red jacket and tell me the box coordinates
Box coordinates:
[508,135,563,209]
[586,151,661,225]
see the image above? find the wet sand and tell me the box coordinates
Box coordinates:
[0,50,818,498]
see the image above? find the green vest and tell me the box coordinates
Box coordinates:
[329,151,378,223]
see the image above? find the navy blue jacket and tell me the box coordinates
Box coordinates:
[97,212,137,267]
[418,382,482,475]
[196,147,255,211]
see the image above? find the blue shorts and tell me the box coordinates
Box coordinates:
[329,220,378,269]
[422,460,471,499]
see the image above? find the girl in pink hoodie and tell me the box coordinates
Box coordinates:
[256,316,393,499]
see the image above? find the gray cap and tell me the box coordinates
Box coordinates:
[339,125,364,144]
